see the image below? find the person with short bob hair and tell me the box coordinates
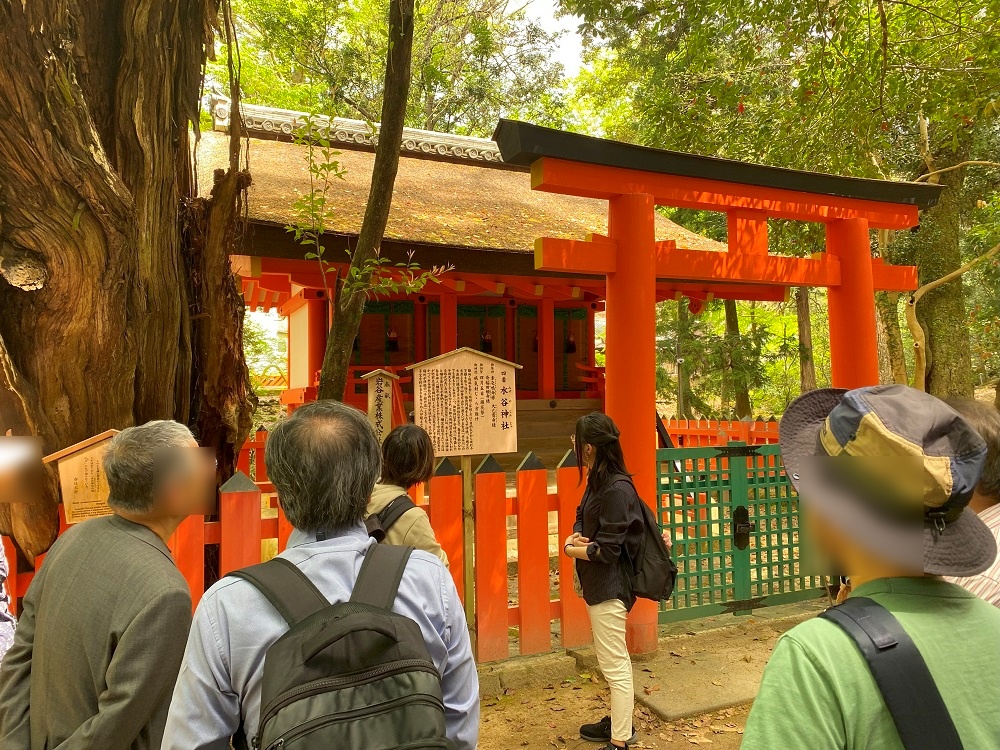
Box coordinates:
[0,420,214,749]
[162,401,478,750]
[367,424,448,566]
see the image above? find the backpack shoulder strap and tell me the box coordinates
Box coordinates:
[227,557,330,626]
[378,495,418,535]
[350,543,413,610]
[819,596,963,750]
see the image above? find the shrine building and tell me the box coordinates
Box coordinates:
[200,97,732,468]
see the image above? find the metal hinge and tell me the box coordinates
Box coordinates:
[714,445,762,458]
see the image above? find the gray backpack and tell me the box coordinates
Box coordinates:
[229,544,451,750]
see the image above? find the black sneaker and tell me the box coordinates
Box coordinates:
[580,716,637,744]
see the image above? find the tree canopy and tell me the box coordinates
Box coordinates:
[232,0,568,135]
[565,0,1000,398]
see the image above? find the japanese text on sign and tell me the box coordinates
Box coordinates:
[410,349,519,457]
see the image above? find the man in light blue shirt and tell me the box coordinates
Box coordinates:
[161,401,479,750]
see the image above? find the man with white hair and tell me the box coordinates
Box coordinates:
[0,420,215,750]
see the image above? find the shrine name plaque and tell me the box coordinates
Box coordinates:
[362,369,398,442]
[45,430,119,525]
[409,348,521,457]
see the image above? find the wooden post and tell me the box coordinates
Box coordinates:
[2,536,18,617]
[474,455,508,662]
[538,297,556,400]
[606,192,659,654]
[414,299,428,362]
[429,458,464,598]
[557,450,591,648]
[169,514,206,610]
[219,471,262,576]
[516,451,550,655]
[439,294,458,353]
[276,501,294,552]
[827,218,880,388]
[461,453,475,633]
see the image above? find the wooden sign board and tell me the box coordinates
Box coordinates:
[43,430,119,525]
[408,348,522,457]
[362,369,399,442]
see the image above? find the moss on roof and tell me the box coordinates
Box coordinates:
[195,130,725,254]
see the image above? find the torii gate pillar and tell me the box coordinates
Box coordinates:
[826,218,880,388]
[606,192,659,654]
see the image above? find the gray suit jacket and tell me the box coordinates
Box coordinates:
[0,515,192,749]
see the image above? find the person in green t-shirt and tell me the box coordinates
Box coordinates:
[742,385,1000,749]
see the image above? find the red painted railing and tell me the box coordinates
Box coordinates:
[3,447,587,664]
[664,418,779,447]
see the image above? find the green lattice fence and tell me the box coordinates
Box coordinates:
[656,442,826,622]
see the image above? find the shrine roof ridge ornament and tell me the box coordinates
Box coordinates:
[210,93,503,164]
[492,119,944,210]
[406,347,524,370]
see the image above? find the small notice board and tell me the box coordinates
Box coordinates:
[43,430,119,525]
[408,348,521,457]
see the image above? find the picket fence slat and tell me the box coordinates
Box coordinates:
[516,454,551,656]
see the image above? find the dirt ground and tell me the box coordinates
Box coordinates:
[480,678,749,750]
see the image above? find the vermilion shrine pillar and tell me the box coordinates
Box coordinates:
[414,298,428,361]
[439,294,458,353]
[538,298,556,399]
[826,218,880,388]
[606,193,659,654]
[285,287,327,393]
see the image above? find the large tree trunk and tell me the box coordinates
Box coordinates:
[795,288,817,392]
[319,0,416,401]
[898,146,974,398]
[0,1,254,560]
[723,300,753,418]
[875,292,908,385]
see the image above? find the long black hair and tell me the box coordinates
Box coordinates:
[575,412,632,490]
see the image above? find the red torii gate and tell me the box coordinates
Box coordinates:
[494,120,943,654]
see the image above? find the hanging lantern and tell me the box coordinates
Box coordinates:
[565,332,577,354]
[386,327,399,352]
[480,330,494,353]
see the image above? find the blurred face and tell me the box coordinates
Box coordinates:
[156,443,217,518]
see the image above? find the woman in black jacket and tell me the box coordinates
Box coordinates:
[564,413,644,749]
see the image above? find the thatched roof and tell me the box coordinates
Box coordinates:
[195,130,725,255]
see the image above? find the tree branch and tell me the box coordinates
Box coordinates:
[915,161,1000,182]
[906,240,1000,391]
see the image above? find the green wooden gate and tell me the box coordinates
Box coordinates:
[656,442,826,622]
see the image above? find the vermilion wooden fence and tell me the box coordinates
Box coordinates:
[2,447,588,664]
[664,418,779,447]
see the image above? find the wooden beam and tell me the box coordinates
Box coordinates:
[531,158,921,230]
[279,287,327,317]
[534,236,616,274]
[870,257,919,292]
[727,209,768,255]
[653,248,842,287]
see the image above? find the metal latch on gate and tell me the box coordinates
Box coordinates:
[732,506,756,550]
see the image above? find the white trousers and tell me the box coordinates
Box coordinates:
[587,598,633,743]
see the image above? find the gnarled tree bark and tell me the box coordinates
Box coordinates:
[0,0,254,560]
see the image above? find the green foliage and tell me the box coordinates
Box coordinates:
[231,0,568,135]
[655,296,834,418]
[287,116,450,306]
[244,315,288,392]
[567,0,1000,395]
[567,0,1000,177]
